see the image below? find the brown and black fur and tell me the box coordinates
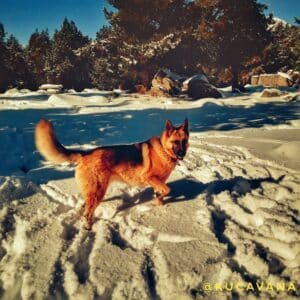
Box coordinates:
[35,118,189,229]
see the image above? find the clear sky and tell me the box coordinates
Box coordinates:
[0,0,299,45]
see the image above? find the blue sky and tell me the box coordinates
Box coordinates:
[0,0,299,45]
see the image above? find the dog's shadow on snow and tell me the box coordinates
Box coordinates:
[115,175,284,212]
[167,175,283,203]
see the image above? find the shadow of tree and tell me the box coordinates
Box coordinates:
[0,100,298,182]
[0,94,50,101]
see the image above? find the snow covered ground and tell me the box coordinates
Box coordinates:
[0,87,299,299]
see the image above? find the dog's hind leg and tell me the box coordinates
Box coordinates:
[76,164,109,230]
[83,182,108,230]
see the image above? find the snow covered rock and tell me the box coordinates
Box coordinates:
[4,88,19,95]
[39,84,63,90]
[260,88,286,98]
[181,74,209,92]
[150,69,182,96]
[38,84,63,94]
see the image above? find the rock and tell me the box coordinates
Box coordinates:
[4,88,20,96]
[135,84,147,94]
[260,88,286,98]
[150,69,222,99]
[119,79,135,92]
[39,84,63,90]
[151,69,182,95]
[46,89,61,94]
[38,84,63,94]
[253,73,293,87]
[251,75,260,85]
[147,87,170,97]
[67,89,77,94]
[19,89,31,94]
[187,78,222,99]
[82,88,100,93]
[292,94,300,101]
[182,74,209,92]
[290,71,300,87]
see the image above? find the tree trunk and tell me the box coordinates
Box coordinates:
[231,66,245,92]
[231,68,238,90]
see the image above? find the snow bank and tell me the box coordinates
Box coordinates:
[0,88,40,98]
[47,94,110,107]
[272,141,300,163]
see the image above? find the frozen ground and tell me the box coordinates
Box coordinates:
[0,87,299,299]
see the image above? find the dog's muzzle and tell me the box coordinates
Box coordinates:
[176,150,186,160]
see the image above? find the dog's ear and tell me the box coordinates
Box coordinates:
[165,120,174,136]
[182,118,189,135]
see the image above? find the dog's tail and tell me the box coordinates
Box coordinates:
[35,119,83,164]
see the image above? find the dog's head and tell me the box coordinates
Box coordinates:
[161,118,189,160]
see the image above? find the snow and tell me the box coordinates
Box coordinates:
[277,71,292,81]
[0,87,299,299]
[268,17,289,32]
[183,74,209,86]
[39,84,63,90]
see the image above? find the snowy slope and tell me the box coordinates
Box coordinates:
[0,88,299,299]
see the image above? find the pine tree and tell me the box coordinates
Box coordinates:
[92,1,209,89]
[291,18,300,71]
[48,18,91,90]
[92,26,124,89]
[294,39,300,72]
[94,0,270,90]
[262,17,300,73]
[6,35,34,89]
[26,29,51,87]
[207,0,271,90]
[0,23,10,92]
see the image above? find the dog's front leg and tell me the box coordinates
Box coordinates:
[147,177,170,206]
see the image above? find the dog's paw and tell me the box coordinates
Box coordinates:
[159,185,170,196]
[153,198,164,206]
[84,221,92,231]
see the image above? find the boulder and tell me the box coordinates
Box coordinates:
[188,81,222,99]
[135,84,147,94]
[251,75,260,85]
[151,69,182,95]
[289,71,300,87]
[39,84,63,90]
[119,78,135,92]
[260,88,286,98]
[46,89,61,94]
[147,87,170,97]
[185,74,222,99]
[253,73,293,87]
[150,69,222,99]
[4,88,20,96]
[182,74,209,92]
[38,84,63,94]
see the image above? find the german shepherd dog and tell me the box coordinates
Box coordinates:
[35,118,189,229]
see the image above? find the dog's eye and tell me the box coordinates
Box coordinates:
[172,141,180,145]
[182,139,187,147]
